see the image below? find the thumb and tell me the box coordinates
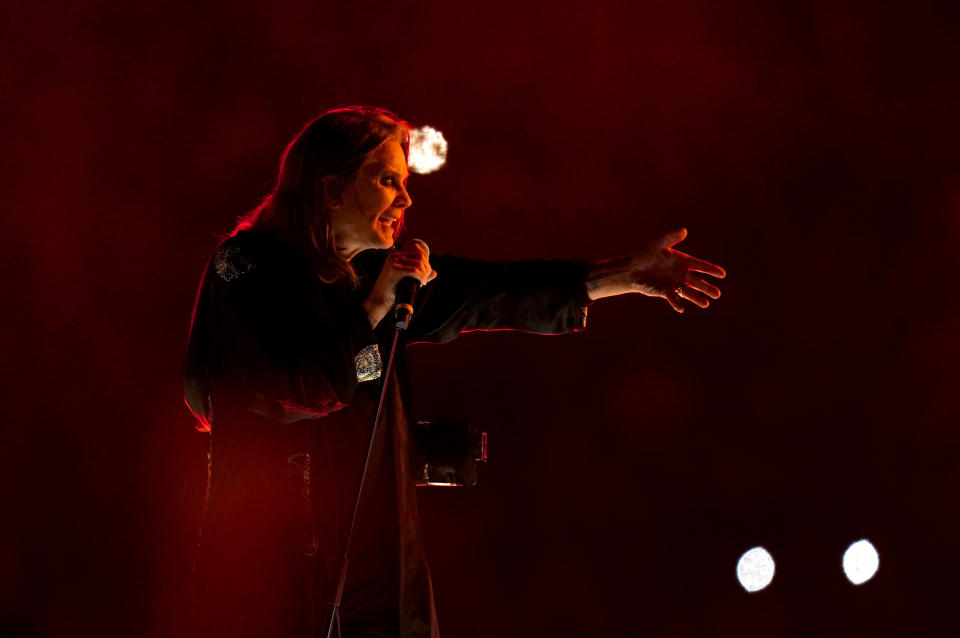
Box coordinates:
[660,227,687,249]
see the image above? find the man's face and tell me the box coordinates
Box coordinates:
[330,138,412,257]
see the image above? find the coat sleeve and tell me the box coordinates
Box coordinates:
[404,253,592,344]
[183,235,381,427]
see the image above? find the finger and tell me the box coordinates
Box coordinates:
[389,256,424,269]
[659,227,688,249]
[390,249,431,268]
[669,249,726,279]
[393,249,424,262]
[665,290,685,313]
[684,274,721,299]
[398,242,429,258]
[395,267,430,286]
[394,260,434,285]
[403,239,430,256]
[678,286,710,308]
[684,255,726,278]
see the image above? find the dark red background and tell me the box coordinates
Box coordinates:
[3,1,959,636]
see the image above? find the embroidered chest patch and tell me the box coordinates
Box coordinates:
[355,344,382,382]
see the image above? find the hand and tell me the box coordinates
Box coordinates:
[363,241,438,327]
[379,240,438,291]
[586,228,726,313]
[632,228,725,313]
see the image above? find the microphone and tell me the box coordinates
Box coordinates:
[394,238,429,330]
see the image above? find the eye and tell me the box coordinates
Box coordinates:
[382,175,396,187]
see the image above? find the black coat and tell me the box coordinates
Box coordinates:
[183,230,590,637]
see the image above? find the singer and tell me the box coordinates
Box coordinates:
[183,106,725,637]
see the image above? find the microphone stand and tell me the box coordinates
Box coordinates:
[322,301,413,638]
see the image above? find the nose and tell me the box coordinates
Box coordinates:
[395,183,412,209]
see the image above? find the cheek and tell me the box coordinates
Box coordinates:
[359,186,393,216]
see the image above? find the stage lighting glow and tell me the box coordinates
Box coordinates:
[842,539,879,585]
[736,546,775,592]
[408,126,448,174]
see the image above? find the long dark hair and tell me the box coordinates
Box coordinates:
[234,106,410,286]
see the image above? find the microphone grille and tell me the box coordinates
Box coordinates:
[407,238,430,256]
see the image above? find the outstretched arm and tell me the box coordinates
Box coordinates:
[585,228,726,313]
[358,228,724,346]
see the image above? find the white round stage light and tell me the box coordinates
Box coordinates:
[842,539,879,585]
[408,126,448,174]
[736,546,775,592]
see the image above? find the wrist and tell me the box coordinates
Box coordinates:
[585,255,634,301]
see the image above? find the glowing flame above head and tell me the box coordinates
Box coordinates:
[408,126,448,174]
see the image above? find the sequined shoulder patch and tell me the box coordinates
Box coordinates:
[355,344,382,383]
[214,243,255,282]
